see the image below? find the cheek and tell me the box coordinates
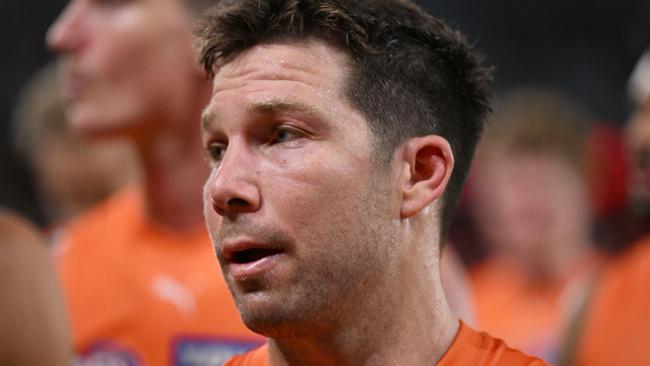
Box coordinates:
[266,156,364,216]
[264,159,379,251]
[81,39,154,123]
[92,23,189,88]
[89,24,145,79]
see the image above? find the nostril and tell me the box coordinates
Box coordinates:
[211,197,251,217]
[227,198,249,208]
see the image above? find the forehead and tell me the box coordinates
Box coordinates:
[206,40,354,118]
[216,39,350,81]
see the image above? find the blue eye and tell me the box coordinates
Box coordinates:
[275,127,301,144]
[277,129,290,143]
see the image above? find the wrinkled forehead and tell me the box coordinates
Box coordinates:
[210,40,354,105]
[202,40,373,148]
[214,39,352,79]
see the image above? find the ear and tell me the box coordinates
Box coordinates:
[399,135,454,219]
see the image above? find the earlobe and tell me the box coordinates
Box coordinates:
[400,136,454,219]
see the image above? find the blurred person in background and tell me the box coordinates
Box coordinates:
[469,89,600,364]
[0,210,72,366]
[46,0,263,365]
[572,47,650,366]
[12,62,137,228]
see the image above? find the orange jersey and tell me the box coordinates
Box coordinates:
[53,188,264,366]
[224,322,547,366]
[576,237,650,365]
[470,256,597,362]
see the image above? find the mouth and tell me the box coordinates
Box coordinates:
[231,247,284,264]
[61,67,88,101]
[221,241,288,280]
[62,76,83,102]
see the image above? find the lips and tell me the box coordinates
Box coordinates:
[220,239,287,280]
[63,74,85,101]
[60,66,89,102]
[230,247,284,264]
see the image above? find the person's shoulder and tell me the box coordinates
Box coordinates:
[52,188,142,251]
[597,235,650,294]
[465,327,548,366]
[0,211,73,366]
[588,234,650,312]
[224,344,269,366]
[66,187,140,231]
[612,235,650,271]
[438,322,548,366]
[574,236,650,366]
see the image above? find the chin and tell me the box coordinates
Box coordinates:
[239,307,286,337]
[236,294,299,338]
[67,107,140,141]
[237,291,329,340]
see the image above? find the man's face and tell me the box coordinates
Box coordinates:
[47,0,201,137]
[201,40,399,336]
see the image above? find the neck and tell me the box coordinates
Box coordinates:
[134,118,208,232]
[269,215,459,366]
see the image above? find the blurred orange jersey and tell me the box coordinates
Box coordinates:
[224,322,547,366]
[53,188,264,366]
[576,236,650,365]
[470,256,597,362]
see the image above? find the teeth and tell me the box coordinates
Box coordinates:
[233,248,282,264]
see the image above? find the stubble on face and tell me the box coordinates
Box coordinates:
[212,171,398,339]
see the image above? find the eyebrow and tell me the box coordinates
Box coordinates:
[201,109,217,133]
[201,98,327,133]
[250,99,324,118]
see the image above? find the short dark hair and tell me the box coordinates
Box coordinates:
[196,0,492,238]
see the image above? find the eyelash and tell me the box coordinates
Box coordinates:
[272,126,303,144]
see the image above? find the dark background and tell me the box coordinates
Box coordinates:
[1,0,648,225]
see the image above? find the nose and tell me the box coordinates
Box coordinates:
[206,143,261,219]
[46,0,86,53]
